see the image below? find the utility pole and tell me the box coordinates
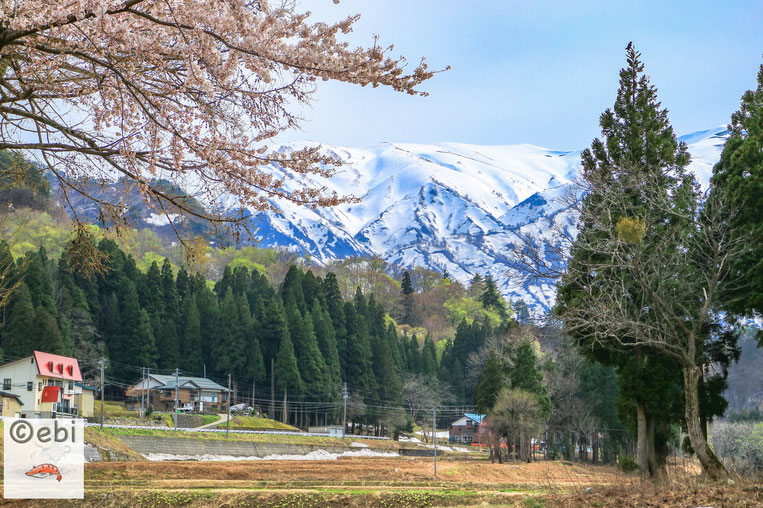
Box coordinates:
[226,373,231,438]
[174,368,179,430]
[342,382,348,437]
[146,367,150,413]
[140,367,145,418]
[433,407,437,476]
[99,358,105,429]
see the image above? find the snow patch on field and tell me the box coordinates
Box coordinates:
[144,448,399,462]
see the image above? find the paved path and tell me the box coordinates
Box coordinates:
[196,413,230,429]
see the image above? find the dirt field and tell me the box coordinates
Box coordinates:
[84,456,627,486]
[1,456,760,507]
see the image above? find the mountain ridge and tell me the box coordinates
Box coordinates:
[54,125,730,314]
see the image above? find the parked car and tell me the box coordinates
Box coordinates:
[230,403,253,414]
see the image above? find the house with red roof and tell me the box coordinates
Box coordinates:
[0,351,92,418]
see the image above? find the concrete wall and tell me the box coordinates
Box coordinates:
[119,435,362,458]
[175,414,205,428]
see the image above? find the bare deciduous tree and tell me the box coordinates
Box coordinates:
[402,374,441,443]
[490,388,544,462]
[0,0,441,246]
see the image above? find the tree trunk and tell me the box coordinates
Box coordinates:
[282,388,288,425]
[647,415,658,476]
[684,365,729,480]
[636,402,650,474]
[592,435,599,464]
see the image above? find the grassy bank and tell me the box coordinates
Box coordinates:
[93,425,413,450]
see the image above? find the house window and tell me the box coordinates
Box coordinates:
[68,382,73,391]
[27,382,33,391]
[38,382,42,391]
[2,379,10,390]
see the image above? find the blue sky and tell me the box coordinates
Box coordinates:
[279,0,763,149]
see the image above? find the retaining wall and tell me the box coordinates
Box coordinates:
[115,435,439,459]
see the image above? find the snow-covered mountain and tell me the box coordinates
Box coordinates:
[52,126,728,314]
[241,126,729,313]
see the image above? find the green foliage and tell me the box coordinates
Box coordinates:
[711,62,763,319]
[274,331,302,394]
[511,341,552,419]
[474,352,505,414]
[617,454,640,473]
[478,275,510,321]
[444,296,503,327]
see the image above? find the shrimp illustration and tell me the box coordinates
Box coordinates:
[25,463,62,481]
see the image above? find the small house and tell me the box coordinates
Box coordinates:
[0,390,24,417]
[73,383,96,418]
[126,373,229,413]
[449,413,485,444]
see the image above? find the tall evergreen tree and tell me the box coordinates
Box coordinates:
[311,300,342,392]
[322,272,347,374]
[399,271,417,325]
[2,284,35,357]
[510,341,551,419]
[710,62,763,326]
[259,297,290,370]
[116,280,157,379]
[467,273,485,299]
[474,352,505,414]
[274,332,302,394]
[36,306,66,354]
[180,293,203,374]
[421,334,438,379]
[212,287,247,375]
[343,300,375,397]
[158,258,180,369]
[24,247,56,313]
[406,334,422,373]
[557,43,731,479]
[287,302,327,400]
[479,275,508,320]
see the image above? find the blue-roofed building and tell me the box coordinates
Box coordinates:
[449,413,486,444]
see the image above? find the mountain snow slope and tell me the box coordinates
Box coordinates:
[235,126,730,314]
[57,126,730,314]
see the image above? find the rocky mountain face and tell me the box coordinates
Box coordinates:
[243,126,728,313]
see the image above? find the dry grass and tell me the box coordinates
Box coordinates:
[93,401,138,418]
[224,415,299,431]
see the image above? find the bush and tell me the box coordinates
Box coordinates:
[617,454,639,473]
[145,404,153,417]
[546,443,562,460]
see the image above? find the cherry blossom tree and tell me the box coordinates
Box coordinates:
[0,0,439,243]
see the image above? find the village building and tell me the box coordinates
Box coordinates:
[0,351,92,418]
[449,413,485,444]
[0,390,24,417]
[73,383,96,418]
[126,373,230,413]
